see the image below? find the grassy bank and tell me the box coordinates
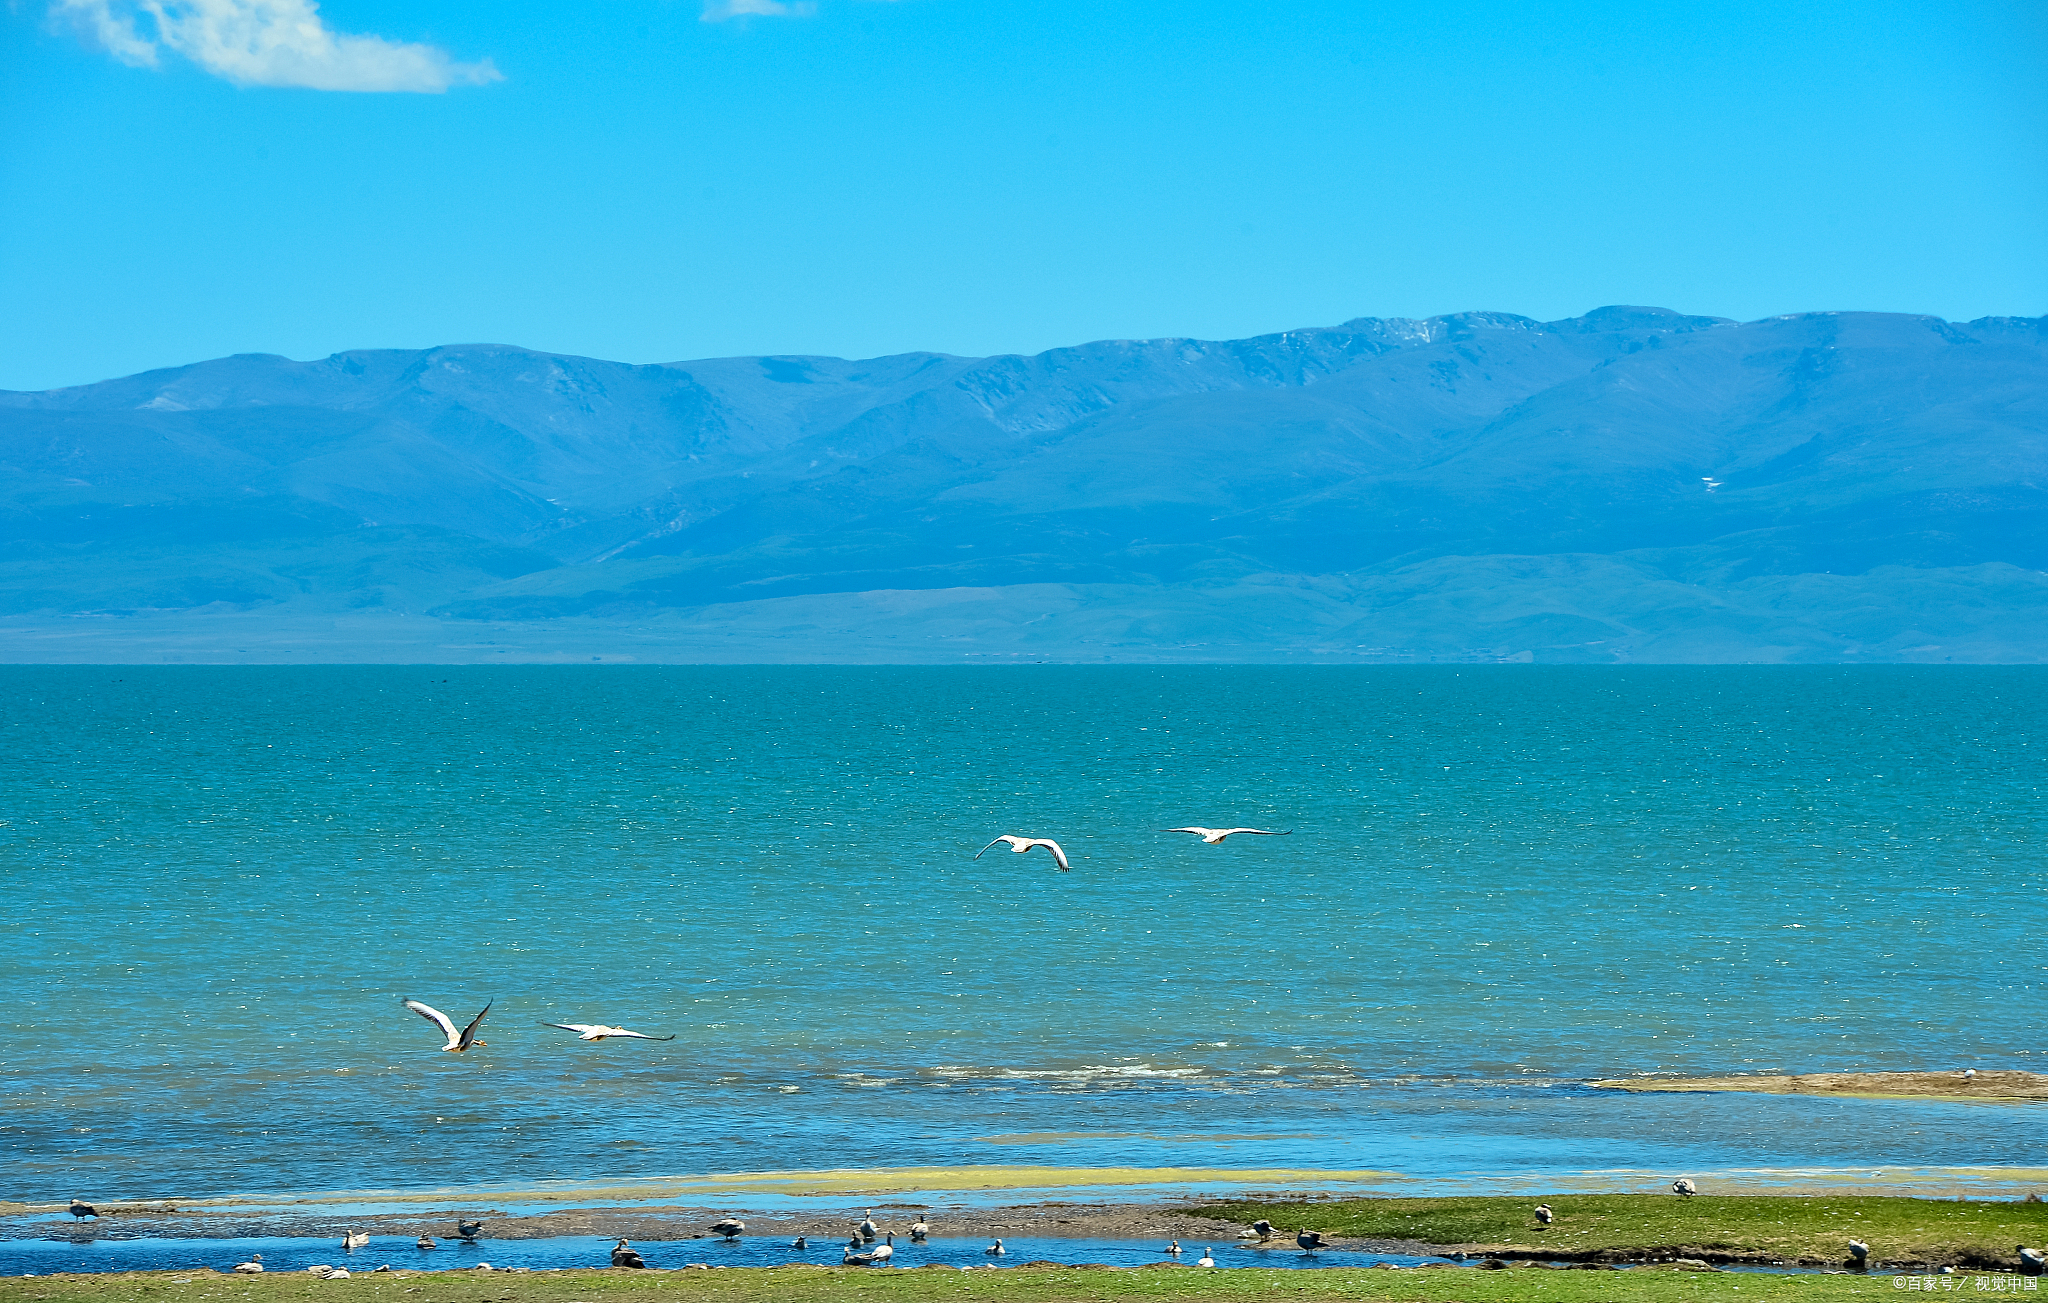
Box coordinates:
[1194,1195,2048,1266]
[0,1265,1928,1303]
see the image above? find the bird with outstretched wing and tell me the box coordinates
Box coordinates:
[540,1022,676,1042]
[402,998,492,1052]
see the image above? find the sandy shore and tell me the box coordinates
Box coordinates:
[1588,1070,2048,1102]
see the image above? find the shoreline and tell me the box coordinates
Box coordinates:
[2,1201,1258,1246]
[9,1191,2047,1272]
[10,1160,2047,1229]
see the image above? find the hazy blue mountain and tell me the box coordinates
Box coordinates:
[3,307,2043,662]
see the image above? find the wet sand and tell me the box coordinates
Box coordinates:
[1588,1070,2048,1102]
[0,1200,1441,1255]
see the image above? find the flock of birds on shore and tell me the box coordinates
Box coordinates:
[61,1189,2048,1275]
[194,1209,1336,1274]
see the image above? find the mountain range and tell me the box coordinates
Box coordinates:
[3,306,2044,663]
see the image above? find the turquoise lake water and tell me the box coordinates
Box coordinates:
[1,666,2042,1205]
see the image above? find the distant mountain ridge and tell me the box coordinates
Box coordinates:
[3,306,2044,663]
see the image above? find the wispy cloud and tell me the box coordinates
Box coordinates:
[53,0,502,92]
[700,0,818,22]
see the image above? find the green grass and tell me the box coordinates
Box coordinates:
[0,1264,1937,1303]
[1193,1195,2048,1266]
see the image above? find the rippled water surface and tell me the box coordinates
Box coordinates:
[2,666,2041,1202]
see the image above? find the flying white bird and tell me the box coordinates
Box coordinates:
[402,999,491,1052]
[539,1022,675,1042]
[1164,827,1292,844]
[1197,1247,1216,1268]
[976,836,1071,871]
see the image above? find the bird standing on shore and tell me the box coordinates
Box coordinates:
[539,1022,675,1042]
[1246,1219,1274,1241]
[343,1230,369,1251]
[611,1239,646,1268]
[2017,1246,2045,1276]
[1297,1231,1329,1254]
[858,1210,878,1242]
[976,836,1071,871]
[456,1219,483,1241]
[233,1255,263,1273]
[1534,1205,1554,1225]
[1672,1179,1697,1197]
[68,1199,97,1220]
[403,999,491,1053]
[708,1217,745,1241]
[1197,1248,1216,1268]
[1164,827,1292,844]
[1848,1240,1870,1268]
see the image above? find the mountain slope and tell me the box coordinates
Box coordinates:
[1,307,2042,663]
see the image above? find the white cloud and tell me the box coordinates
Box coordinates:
[53,0,501,92]
[700,0,818,21]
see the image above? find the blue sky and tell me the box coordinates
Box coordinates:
[3,0,2044,391]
